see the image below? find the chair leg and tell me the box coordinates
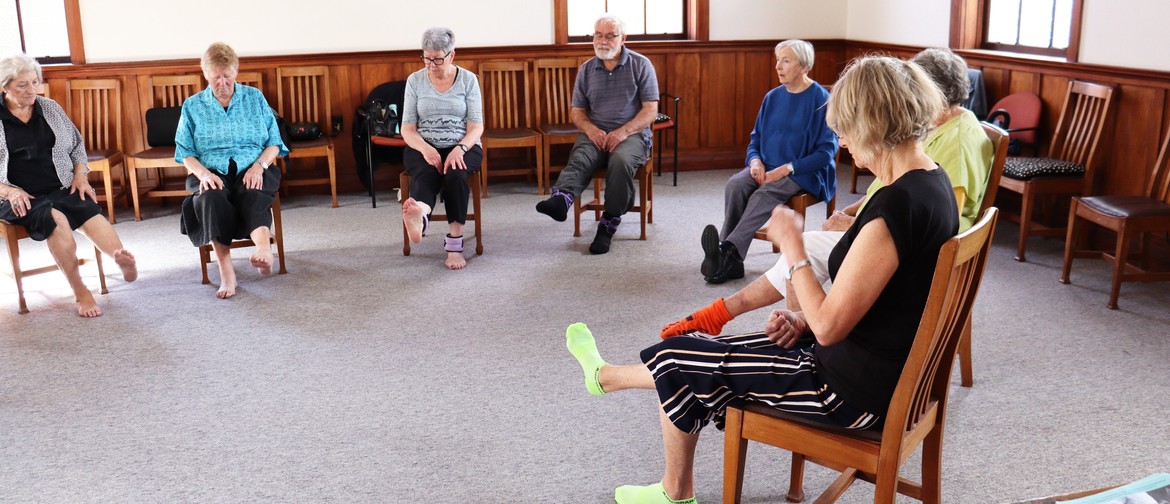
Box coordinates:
[5,232,28,314]
[920,429,944,504]
[1108,225,1130,310]
[273,198,288,275]
[535,142,545,196]
[1015,184,1033,262]
[1060,200,1081,284]
[327,147,338,208]
[639,166,648,241]
[786,453,806,503]
[93,246,108,295]
[94,160,117,223]
[481,145,490,198]
[573,195,583,238]
[539,141,550,195]
[959,317,973,387]
[128,157,143,221]
[472,172,484,255]
[722,407,747,504]
[200,245,212,284]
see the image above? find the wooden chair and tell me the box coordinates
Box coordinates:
[235,71,264,93]
[1,220,107,314]
[955,122,1010,388]
[127,74,202,221]
[998,81,1114,262]
[198,194,287,284]
[1060,127,1170,309]
[573,155,653,240]
[479,61,544,196]
[753,192,838,253]
[723,207,999,504]
[65,78,126,223]
[275,66,338,208]
[398,169,484,257]
[534,58,580,195]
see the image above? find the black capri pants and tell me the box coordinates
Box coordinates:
[180,159,281,247]
[402,143,482,224]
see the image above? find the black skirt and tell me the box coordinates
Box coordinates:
[0,187,102,240]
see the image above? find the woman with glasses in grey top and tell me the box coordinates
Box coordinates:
[400,27,484,270]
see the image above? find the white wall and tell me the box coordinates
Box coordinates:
[80,0,553,63]
[709,0,846,41]
[1079,0,1170,71]
[844,0,949,48]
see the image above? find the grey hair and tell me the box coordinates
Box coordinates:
[595,13,627,36]
[911,48,970,106]
[421,27,455,54]
[0,53,43,89]
[776,39,815,71]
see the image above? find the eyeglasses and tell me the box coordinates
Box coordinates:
[592,32,620,41]
[420,51,452,66]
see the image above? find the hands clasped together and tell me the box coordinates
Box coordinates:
[421,145,471,173]
[587,127,630,152]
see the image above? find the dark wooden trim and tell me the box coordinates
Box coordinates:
[689,0,709,41]
[1065,0,1084,63]
[554,0,568,45]
[951,0,1082,62]
[555,0,707,43]
[64,0,85,65]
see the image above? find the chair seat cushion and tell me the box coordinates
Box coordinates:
[1003,157,1084,180]
[484,127,539,140]
[538,123,579,136]
[290,137,330,149]
[129,146,177,160]
[1080,195,1170,218]
[87,149,119,162]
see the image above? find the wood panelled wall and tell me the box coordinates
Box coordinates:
[39,39,1170,206]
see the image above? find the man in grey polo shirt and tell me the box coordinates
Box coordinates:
[535,13,659,254]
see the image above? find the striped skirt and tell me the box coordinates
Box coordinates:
[639,332,880,434]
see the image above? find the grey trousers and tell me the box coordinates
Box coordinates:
[721,167,802,258]
[552,134,649,216]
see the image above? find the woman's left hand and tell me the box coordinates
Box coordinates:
[443,147,467,173]
[763,164,791,184]
[69,177,97,202]
[765,205,805,258]
[243,163,266,190]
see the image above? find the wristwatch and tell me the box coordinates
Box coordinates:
[457,144,469,153]
[259,160,270,169]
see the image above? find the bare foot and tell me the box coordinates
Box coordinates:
[76,290,102,318]
[114,249,138,282]
[250,250,274,276]
[403,198,429,244]
[216,263,237,299]
[445,251,467,270]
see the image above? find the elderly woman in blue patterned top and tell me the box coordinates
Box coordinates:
[400,27,484,270]
[176,42,288,299]
[0,53,137,317]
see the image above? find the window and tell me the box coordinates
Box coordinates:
[554,0,708,44]
[0,0,84,65]
[951,0,1083,61]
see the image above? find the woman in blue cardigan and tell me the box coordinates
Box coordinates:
[700,39,838,284]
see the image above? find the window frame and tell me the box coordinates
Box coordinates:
[6,0,84,65]
[554,0,708,45]
[949,0,1082,62]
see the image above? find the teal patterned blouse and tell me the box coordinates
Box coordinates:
[174,83,287,175]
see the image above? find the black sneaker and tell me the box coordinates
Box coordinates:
[700,225,721,278]
[536,194,569,222]
[589,224,615,255]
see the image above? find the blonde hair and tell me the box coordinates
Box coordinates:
[0,53,42,89]
[201,42,239,72]
[827,56,945,162]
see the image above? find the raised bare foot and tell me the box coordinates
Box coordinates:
[114,249,138,282]
[402,198,429,244]
[445,252,466,270]
[76,290,102,318]
[250,250,274,276]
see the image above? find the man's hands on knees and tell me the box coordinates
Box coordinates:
[765,309,808,349]
[601,130,630,152]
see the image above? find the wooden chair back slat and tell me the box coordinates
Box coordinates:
[1046,81,1114,191]
[479,61,532,130]
[1150,127,1170,203]
[236,71,264,94]
[65,79,123,152]
[149,74,201,108]
[276,66,331,128]
[979,122,1010,215]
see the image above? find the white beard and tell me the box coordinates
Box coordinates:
[594,46,620,60]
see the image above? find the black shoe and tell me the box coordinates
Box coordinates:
[700,225,721,278]
[589,224,615,255]
[536,194,569,222]
[705,244,745,284]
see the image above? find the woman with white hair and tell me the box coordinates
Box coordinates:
[400,27,484,270]
[0,53,137,317]
[565,56,959,503]
[700,39,838,284]
[176,42,288,299]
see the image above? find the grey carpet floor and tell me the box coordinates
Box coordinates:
[2,167,1168,503]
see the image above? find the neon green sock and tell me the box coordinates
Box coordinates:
[614,482,697,504]
[565,322,607,396]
